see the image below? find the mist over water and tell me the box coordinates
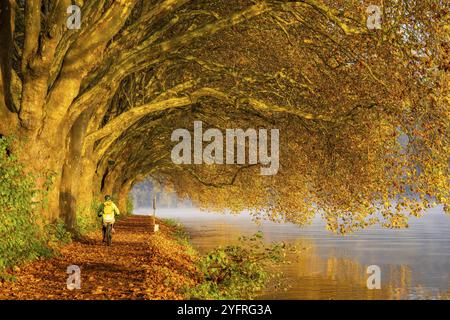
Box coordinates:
[134,207,449,299]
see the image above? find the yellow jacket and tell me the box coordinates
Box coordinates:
[97,200,120,223]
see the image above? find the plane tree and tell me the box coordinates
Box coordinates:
[0,0,447,233]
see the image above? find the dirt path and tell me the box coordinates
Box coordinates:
[0,216,199,300]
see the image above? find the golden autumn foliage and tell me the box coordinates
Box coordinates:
[0,0,448,234]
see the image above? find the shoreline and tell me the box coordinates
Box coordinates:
[0,215,291,300]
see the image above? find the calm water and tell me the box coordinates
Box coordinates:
[135,207,450,300]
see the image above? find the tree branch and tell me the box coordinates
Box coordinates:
[40,0,138,136]
[83,86,337,160]
[184,164,257,188]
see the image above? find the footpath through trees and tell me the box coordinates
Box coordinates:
[0,216,199,300]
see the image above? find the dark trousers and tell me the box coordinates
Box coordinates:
[102,223,114,240]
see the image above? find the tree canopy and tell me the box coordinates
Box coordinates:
[0,0,448,234]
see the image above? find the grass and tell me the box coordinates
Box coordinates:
[160,218,197,257]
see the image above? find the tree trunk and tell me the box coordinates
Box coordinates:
[117,179,133,215]
[20,137,66,221]
[60,111,91,231]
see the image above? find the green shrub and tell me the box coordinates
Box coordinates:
[76,214,99,235]
[161,218,181,228]
[75,201,101,236]
[161,219,291,299]
[0,136,53,271]
[161,218,197,256]
[44,218,72,246]
[185,231,288,299]
[126,194,134,215]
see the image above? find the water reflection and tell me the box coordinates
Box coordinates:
[135,208,449,300]
[262,240,447,299]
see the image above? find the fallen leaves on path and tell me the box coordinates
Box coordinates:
[0,216,201,300]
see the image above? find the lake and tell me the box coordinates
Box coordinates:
[134,207,450,300]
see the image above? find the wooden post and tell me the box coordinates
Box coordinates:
[151,195,159,232]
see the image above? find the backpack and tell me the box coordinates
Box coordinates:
[103,201,115,223]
